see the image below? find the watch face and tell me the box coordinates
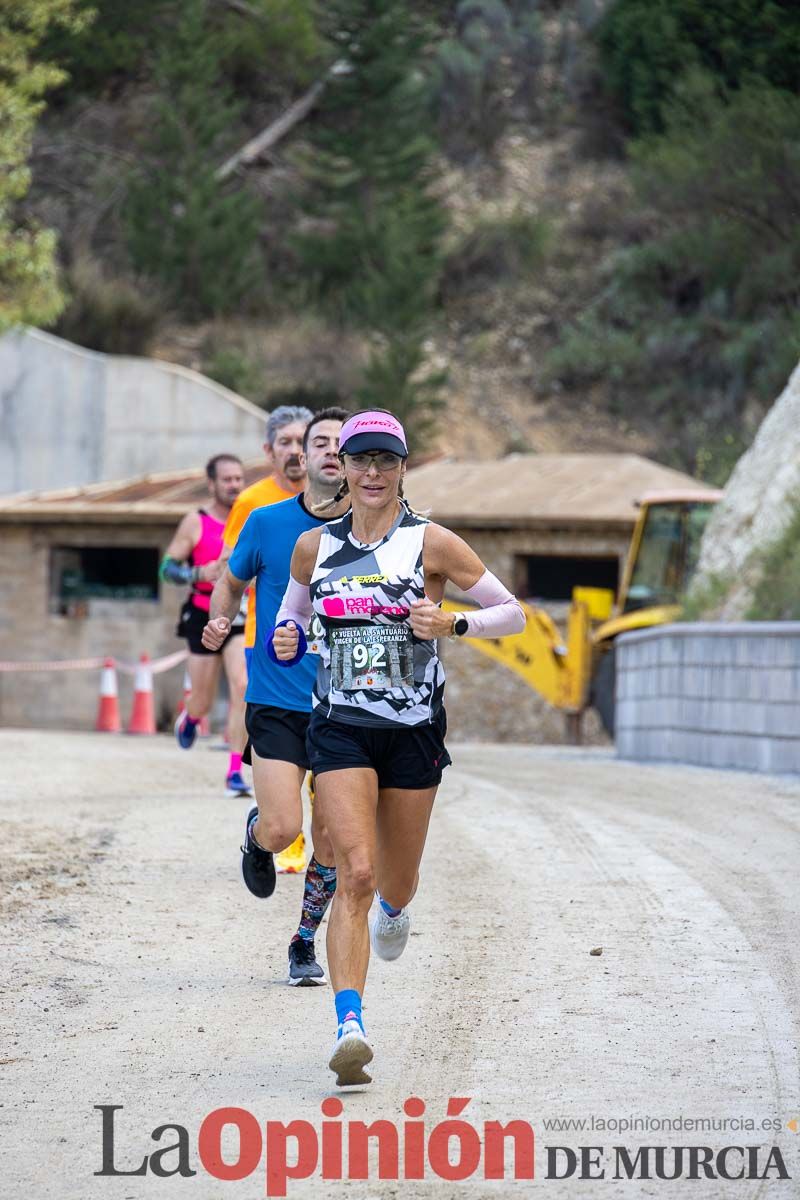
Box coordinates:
[455,617,469,636]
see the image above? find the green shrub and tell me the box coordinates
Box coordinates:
[40,0,176,97]
[543,316,642,389]
[42,0,321,98]
[691,432,748,488]
[681,571,734,622]
[631,76,800,260]
[747,498,800,621]
[214,0,321,90]
[355,333,446,451]
[596,0,800,134]
[202,348,264,400]
[53,257,160,354]
[440,210,550,299]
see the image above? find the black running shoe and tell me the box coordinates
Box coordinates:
[240,806,276,899]
[288,938,326,987]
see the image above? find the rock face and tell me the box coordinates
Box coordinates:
[693,361,800,618]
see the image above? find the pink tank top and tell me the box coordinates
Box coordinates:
[189,510,224,612]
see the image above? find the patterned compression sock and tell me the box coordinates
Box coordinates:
[227,752,242,776]
[248,810,267,850]
[292,856,337,943]
[379,894,402,918]
[335,988,364,1034]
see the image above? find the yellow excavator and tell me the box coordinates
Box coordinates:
[445,489,722,739]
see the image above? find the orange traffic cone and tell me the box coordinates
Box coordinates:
[127,653,156,735]
[95,658,121,732]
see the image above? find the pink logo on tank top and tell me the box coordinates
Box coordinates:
[322,595,408,618]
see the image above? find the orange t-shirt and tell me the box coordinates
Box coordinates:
[223,476,298,647]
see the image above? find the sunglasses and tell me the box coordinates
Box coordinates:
[345,451,403,472]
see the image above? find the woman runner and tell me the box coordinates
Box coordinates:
[270,410,525,1085]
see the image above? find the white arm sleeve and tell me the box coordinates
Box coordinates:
[275,575,314,629]
[461,570,526,638]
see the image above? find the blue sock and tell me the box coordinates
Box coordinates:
[379,895,402,917]
[335,988,363,1033]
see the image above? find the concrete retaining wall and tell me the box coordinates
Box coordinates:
[616,623,800,773]
[0,327,267,494]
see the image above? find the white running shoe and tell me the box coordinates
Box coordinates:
[328,1020,373,1087]
[368,900,411,962]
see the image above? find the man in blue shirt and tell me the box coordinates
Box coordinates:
[203,408,350,985]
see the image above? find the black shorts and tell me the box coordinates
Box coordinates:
[177,600,244,656]
[244,704,310,769]
[307,706,451,790]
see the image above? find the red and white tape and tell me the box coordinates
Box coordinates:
[117,649,189,676]
[0,649,188,675]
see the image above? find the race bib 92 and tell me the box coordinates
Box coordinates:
[329,624,413,691]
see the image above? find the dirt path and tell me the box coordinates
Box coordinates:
[2,731,799,1199]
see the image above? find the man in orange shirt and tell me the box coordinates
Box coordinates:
[222,405,312,871]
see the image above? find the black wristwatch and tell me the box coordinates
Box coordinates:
[452,613,469,637]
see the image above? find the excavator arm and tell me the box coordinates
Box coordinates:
[441,597,591,711]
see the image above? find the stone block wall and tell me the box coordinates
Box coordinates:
[616,623,800,773]
[0,522,186,729]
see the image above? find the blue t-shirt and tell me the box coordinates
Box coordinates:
[229,494,323,711]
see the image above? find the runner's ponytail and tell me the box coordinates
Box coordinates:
[308,478,350,516]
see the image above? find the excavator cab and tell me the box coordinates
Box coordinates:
[619,492,722,616]
[588,489,722,733]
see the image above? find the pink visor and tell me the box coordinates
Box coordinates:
[339,410,408,458]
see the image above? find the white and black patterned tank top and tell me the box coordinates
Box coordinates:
[309,503,445,728]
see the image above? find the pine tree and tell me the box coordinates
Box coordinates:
[125,0,262,317]
[293,0,446,444]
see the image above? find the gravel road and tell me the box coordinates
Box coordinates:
[2,730,799,1199]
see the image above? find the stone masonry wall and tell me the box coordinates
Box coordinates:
[616,623,800,773]
[0,523,186,729]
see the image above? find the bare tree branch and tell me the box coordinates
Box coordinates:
[218,0,270,24]
[215,77,327,180]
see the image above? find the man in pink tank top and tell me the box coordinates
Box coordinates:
[161,454,250,796]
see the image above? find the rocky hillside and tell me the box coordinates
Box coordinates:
[15,0,800,477]
[691,360,800,621]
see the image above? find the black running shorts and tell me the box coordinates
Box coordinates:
[306,705,451,790]
[178,600,244,656]
[244,704,310,769]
